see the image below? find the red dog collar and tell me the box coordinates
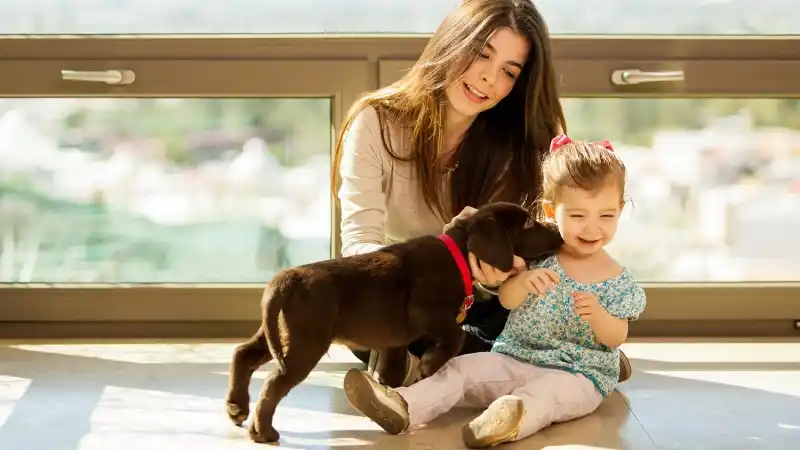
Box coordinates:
[438,234,474,323]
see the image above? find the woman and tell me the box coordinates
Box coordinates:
[332,0,632,386]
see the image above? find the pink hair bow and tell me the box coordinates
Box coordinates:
[593,139,615,152]
[549,134,572,152]
[549,134,614,153]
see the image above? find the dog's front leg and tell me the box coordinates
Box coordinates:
[371,346,410,388]
[418,322,465,378]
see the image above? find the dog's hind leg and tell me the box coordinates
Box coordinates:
[248,332,331,443]
[226,328,273,426]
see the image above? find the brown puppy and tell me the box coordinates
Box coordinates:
[225,202,563,443]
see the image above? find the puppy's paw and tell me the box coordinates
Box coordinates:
[249,419,280,444]
[225,399,250,426]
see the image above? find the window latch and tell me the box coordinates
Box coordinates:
[611,69,684,86]
[61,69,136,85]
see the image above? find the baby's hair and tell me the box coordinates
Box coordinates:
[540,136,627,205]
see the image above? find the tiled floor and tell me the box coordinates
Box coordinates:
[1,338,798,450]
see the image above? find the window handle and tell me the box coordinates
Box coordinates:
[61,69,136,85]
[611,69,684,86]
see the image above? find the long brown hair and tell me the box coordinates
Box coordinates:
[332,0,566,221]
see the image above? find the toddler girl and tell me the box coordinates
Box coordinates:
[343,134,647,448]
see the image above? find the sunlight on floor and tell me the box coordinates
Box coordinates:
[539,447,617,450]
[620,341,800,397]
[79,385,377,449]
[2,339,798,449]
[9,342,237,364]
[8,341,362,365]
[0,375,31,428]
[642,370,800,396]
[210,369,350,389]
[621,341,800,363]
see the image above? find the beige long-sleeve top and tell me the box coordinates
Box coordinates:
[337,106,448,256]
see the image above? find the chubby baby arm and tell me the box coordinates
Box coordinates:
[577,283,647,348]
[498,267,559,310]
[580,302,630,348]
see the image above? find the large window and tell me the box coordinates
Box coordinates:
[564,98,800,282]
[1,0,798,35]
[0,2,797,337]
[0,98,331,283]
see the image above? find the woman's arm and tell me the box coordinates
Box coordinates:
[338,107,388,256]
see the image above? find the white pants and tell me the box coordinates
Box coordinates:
[395,352,603,441]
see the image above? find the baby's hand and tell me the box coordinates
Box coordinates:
[572,292,604,321]
[517,268,559,296]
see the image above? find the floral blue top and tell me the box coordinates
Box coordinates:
[492,255,647,396]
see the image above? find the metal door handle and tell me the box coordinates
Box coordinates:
[611,69,684,86]
[61,69,136,85]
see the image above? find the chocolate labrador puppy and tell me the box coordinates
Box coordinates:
[225,202,563,443]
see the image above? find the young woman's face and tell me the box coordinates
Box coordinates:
[445,27,530,121]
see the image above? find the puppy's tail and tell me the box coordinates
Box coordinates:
[262,280,287,374]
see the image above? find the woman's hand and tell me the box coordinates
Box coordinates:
[443,206,478,233]
[469,253,527,288]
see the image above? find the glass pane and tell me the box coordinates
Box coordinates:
[0,98,331,283]
[562,98,800,282]
[1,0,797,35]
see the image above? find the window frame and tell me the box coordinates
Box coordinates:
[0,35,798,339]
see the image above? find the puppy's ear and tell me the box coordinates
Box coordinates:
[512,221,564,261]
[483,202,531,233]
[467,217,515,272]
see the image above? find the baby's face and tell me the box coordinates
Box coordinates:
[552,183,623,257]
